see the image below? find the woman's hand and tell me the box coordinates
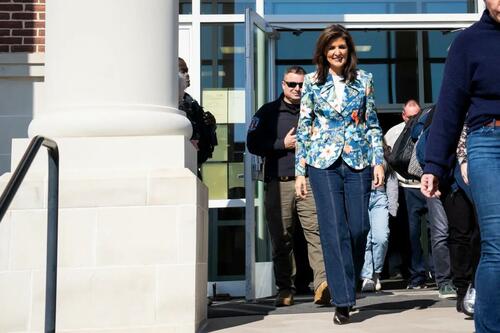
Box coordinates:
[460,162,469,185]
[373,165,385,187]
[295,176,308,199]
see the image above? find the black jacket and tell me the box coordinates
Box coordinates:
[246,94,300,180]
[179,93,218,165]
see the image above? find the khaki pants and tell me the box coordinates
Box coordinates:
[265,178,326,292]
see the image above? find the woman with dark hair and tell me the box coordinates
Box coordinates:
[295,24,384,324]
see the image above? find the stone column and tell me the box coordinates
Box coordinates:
[0,1,207,333]
[28,0,192,138]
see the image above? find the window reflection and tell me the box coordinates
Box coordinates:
[208,208,245,280]
[423,30,460,103]
[275,30,418,105]
[179,0,192,14]
[201,0,255,14]
[265,0,475,14]
[201,23,246,200]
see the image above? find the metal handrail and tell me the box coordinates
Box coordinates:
[0,135,59,333]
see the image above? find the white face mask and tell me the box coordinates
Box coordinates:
[178,72,187,102]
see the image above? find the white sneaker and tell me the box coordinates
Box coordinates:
[373,273,382,291]
[361,278,375,292]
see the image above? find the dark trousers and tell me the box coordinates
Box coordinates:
[443,188,480,296]
[385,187,411,279]
[403,187,429,286]
[309,159,371,307]
[426,196,452,287]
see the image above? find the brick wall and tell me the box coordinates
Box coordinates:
[0,0,45,53]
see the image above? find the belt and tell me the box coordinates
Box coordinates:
[400,179,420,185]
[278,176,295,181]
[485,119,500,127]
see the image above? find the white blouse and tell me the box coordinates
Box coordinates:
[332,73,345,106]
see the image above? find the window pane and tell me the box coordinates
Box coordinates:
[265,0,476,14]
[201,0,255,14]
[275,30,418,105]
[208,208,245,280]
[179,0,192,14]
[201,23,246,199]
[423,30,460,103]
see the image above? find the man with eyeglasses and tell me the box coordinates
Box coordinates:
[247,66,328,307]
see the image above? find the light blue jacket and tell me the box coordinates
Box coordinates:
[295,69,384,176]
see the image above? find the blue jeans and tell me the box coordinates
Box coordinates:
[467,125,500,333]
[309,159,372,307]
[361,190,390,279]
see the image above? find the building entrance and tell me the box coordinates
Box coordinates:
[203,5,480,299]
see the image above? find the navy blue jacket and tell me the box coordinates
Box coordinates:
[424,10,500,179]
[247,94,300,180]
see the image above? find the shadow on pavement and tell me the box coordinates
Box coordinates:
[350,299,438,323]
[206,314,266,332]
[206,284,454,331]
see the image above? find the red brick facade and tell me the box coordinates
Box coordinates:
[0,0,45,53]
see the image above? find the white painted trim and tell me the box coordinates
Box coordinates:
[199,14,245,22]
[0,53,45,78]
[0,65,44,78]
[265,13,480,29]
[190,0,202,102]
[0,53,44,64]
[256,0,264,15]
[209,199,246,208]
[477,0,486,12]
[186,12,480,28]
[179,14,193,23]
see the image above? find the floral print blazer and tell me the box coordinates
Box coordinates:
[295,69,384,176]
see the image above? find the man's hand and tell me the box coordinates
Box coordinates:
[284,127,296,150]
[295,175,307,199]
[421,173,441,198]
[373,165,385,187]
[460,162,469,185]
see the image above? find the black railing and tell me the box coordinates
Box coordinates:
[0,136,59,333]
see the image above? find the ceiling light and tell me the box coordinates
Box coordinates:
[356,45,372,52]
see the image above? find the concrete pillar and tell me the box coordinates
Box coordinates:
[28,0,192,138]
[0,1,207,332]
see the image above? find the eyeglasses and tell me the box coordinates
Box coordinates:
[284,81,303,89]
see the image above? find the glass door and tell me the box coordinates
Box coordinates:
[244,8,277,301]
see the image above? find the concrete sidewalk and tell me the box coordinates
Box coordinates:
[206,289,474,333]
[206,307,473,332]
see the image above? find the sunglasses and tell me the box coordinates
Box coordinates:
[284,81,303,89]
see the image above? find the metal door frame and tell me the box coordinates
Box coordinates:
[244,8,277,301]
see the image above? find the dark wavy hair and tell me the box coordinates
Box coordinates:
[313,24,358,85]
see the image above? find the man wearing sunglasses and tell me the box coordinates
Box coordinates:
[247,66,328,307]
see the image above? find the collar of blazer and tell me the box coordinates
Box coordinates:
[312,73,363,114]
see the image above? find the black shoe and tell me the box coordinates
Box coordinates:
[333,306,350,325]
[456,294,465,313]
